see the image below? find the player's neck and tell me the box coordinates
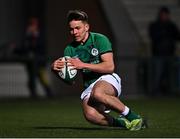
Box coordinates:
[81,32,89,45]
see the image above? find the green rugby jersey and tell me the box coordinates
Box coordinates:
[64,32,112,89]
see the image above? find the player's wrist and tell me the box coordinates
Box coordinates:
[82,63,90,69]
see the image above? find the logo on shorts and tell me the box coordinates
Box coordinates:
[91,48,99,56]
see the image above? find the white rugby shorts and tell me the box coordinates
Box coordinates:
[80,73,121,100]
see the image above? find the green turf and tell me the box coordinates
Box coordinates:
[0,96,180,138]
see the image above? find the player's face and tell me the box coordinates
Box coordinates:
[69,20,89,43]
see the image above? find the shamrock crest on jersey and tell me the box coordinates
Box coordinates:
[91,48,99,56]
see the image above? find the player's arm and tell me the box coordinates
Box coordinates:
[69,52,115,73]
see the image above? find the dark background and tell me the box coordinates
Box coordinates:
[0,0,180,98]
[0,0,113,97]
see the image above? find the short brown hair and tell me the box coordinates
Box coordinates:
[67,10,88,23]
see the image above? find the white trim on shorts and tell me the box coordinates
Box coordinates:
[80,73,121,100]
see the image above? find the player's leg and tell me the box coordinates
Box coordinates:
[82,98,131,129]
[91,80,137,118]
[91,80,145,130]
[82,98,111,126]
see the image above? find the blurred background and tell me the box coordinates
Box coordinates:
[0,0,180,99]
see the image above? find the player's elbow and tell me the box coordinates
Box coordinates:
[107,63,115,73]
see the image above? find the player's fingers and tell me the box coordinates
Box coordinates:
[53,67,61,71]
[52,63,61,71]
[58,57,63,60]
[56,63,65,69]
[70,66,76,69]
[67,62,73,66]
[52,61,63,69]
[66,58,73,63]
[55,60,65,66]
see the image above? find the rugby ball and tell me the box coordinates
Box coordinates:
[58,56,77,82]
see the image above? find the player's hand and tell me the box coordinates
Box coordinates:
[51,58,66,71]
[68,58,84,69]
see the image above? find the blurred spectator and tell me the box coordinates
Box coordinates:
[148,6,180,96]
[14,17,54,98]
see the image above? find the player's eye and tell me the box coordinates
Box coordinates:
[74,26,81,31]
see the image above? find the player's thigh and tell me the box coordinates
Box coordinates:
[92,80,117,97]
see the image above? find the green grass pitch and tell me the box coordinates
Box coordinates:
[0,96,180,138]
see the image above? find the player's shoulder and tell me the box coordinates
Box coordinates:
[91,32,108,39]
[90,32,110,42]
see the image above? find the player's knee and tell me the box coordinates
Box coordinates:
[91,87,104,101]
[84,109,97,123]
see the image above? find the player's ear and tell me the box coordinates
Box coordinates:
[85,23,89,31]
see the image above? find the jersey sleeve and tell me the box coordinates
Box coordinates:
[95,35,112,54]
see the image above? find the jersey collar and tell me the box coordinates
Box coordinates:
[80,32,91,46]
